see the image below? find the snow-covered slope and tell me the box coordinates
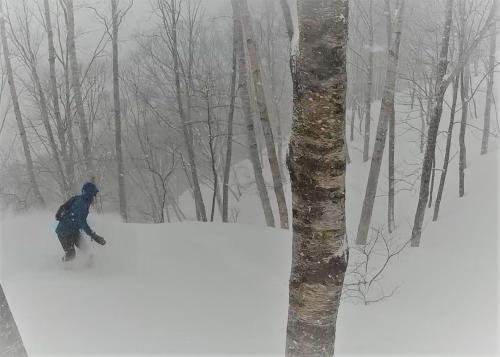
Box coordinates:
[1,217,290,356]
[1,150,497,356]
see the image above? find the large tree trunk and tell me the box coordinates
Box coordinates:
[363,0,374,163]
[66,0,93,177]
[410,0,454,247]
[0,0,45,208]
[44,0,73,197]
[0,284,28,357]
[356,0,405,245]
[111,0,128,221]
[433,75,460,221]
[481,4,497,155]
[458,66,470,198]
[286,0,348,355]
[222,12,238,223]
[240,0,289,229]
[232,0,275,227]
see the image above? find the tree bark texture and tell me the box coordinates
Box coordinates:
[286,0,348,355]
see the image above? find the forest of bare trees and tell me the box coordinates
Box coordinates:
[0,0,498,355]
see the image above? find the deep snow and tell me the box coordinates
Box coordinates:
[1,150,497,356]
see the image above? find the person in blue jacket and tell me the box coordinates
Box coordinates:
[55,182,106,262]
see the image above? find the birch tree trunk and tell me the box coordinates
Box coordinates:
[0,0,45,208]
[232,0,275,227]
[481,4,497,155]
[286,0,348,354]
[222,12,238,223]
[240,0,289,229]
[0,284,27,357]
[356,0,405,245]
[410,0,454,247]
[433,75,459,221]
[363,0,374,163]
[111,0,128,221]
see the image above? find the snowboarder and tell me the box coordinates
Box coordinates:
[55,182,106,262]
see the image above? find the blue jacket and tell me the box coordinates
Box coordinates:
[55,193,95,237]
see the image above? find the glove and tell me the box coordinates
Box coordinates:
[91,233,106,245]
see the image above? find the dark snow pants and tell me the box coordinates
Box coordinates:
[57,231,88,259]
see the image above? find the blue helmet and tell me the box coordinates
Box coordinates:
[82,182,99,197]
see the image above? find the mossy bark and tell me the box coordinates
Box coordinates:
[286,0,348,355]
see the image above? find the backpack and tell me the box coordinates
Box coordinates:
[55,196,78,221]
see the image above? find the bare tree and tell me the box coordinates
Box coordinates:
[232,0,275,227]
[356,0,405,245]
[222,8,238,223]
[286,0,348,354]
[411,0,495,246]
[481,0,497,154]
[411,0,496,245]
[111,0,133,221]
[410,0,454,246]
[0,0,45,207]
[433,75,460,221]
[7,0,69,197]
[363,0,374,163]
[155,0,207,222]
[43,0,75,196]
[240,0,289,229]
[458,0,470,198]
[386,0,395,233]
[458,74,470,198]
[65,0,93,177]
